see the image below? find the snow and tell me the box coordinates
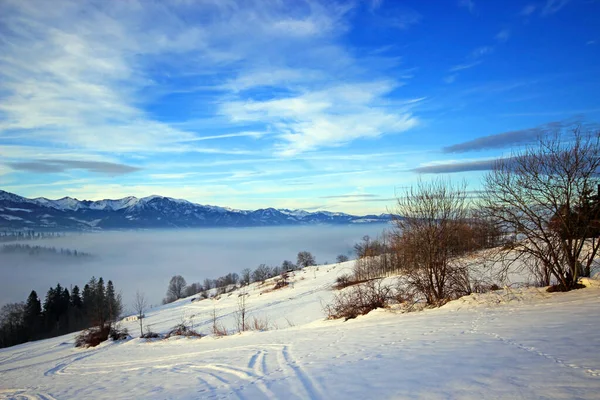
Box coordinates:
[1,261,600,399]
[4,207,32,213]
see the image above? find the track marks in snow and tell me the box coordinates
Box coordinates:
[471,309,600,379]
[0,389,57,400]
[277,345,325,400]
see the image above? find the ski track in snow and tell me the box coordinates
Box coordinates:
[2,260,600,399]
[468,307,600,379]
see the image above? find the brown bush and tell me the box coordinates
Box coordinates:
[332,274,370,290]
[165,323,203,338]
[324,279,393,320]
[75,325,110,348]
[250,316,270,331]
[547,282,586,292]
[109,326,130,341]
[141,331,162,339]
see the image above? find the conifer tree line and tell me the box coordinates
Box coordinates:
[0,276,122,348]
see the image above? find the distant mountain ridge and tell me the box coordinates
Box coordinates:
[0,190,390,231]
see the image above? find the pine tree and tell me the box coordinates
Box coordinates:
[105,280,122,322]
[24,290,42,339]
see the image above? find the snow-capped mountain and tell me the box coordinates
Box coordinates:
[0,190,390,230]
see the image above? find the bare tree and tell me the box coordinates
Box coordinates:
[336,254,349,263]
[165,275,187,303]
[234,290,248,333]
[297,251,316,268]
[240,268,252,286]
[281,260,296,271]
[133,291,147,337]
[252,264,271,283]
[393,179,470,304]
[482,128,600,290]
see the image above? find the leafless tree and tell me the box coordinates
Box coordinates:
[240,268,252,286]
[234,290,248,333]
[165,275,187,303]
[252,264,271,283]
[297,251,316,268]
[336,254,349,263]
[482,128,600,290]
[133,291,147,337]
[393,179,470,304]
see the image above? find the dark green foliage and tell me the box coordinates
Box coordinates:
[0,276,122,349]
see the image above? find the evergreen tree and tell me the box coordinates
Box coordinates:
[105,280,122,322]
[70,286,82,309]
[24,290,42,339]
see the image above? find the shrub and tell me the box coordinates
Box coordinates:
[109,326,130,341]
[75,325,110,348]
[250,316,270,331]
[547,282,586,292]
[165,323,203,338]
[324,279,393,320]
[141,331,161,339]
[336,254,349,263]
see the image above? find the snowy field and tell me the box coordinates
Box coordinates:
[1,261,600,399]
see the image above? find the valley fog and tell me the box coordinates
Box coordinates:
[0,224,388,310]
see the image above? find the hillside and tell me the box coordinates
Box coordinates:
[1,260,600,399]
[0,190,389,231]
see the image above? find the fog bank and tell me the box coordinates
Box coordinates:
[0,225,389,309]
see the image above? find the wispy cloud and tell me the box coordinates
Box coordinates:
[520,4,538,16]
[442,120,571,153]
[220,82,420,155]
[542,0,571,16]
[0,0,388,159]
[495,29,511,43]
[458,0,476,14]
[449,61,482,72]
[470,46,494,59]
[7,160,141,175]
[320,194,380,199]
[412,158,502,174]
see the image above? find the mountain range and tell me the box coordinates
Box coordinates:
[0,190,390,231]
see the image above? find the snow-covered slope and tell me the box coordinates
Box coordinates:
[1,260,600,399]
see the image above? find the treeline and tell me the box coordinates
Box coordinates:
[163,251,317,304]
[1,244,93,258]
[0,231,65,242]
[0,277,122,348]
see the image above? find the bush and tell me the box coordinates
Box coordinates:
[332,274,371,290]
[336,254,349,263]
[75,325,110,348]
[109,326,130,341]
[165,323,203,338]
[324,279,393,320]
[547,282,586,292]
[250,316,270,331]
[141,331,161,339]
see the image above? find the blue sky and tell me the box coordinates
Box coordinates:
[1,0,599,214]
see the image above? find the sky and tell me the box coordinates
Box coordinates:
[0,0,599,215]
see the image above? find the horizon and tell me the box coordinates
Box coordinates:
[0,187,390,215]
[1,0,599,214]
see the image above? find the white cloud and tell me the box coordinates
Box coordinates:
[444,75,458,84]
[449,61,482,72]
[542,0,570,16]
[495,29,511,43]
[470,46,494,59]
[220,82,419,155]
[458,0,475,14]
[0,0,359,155]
